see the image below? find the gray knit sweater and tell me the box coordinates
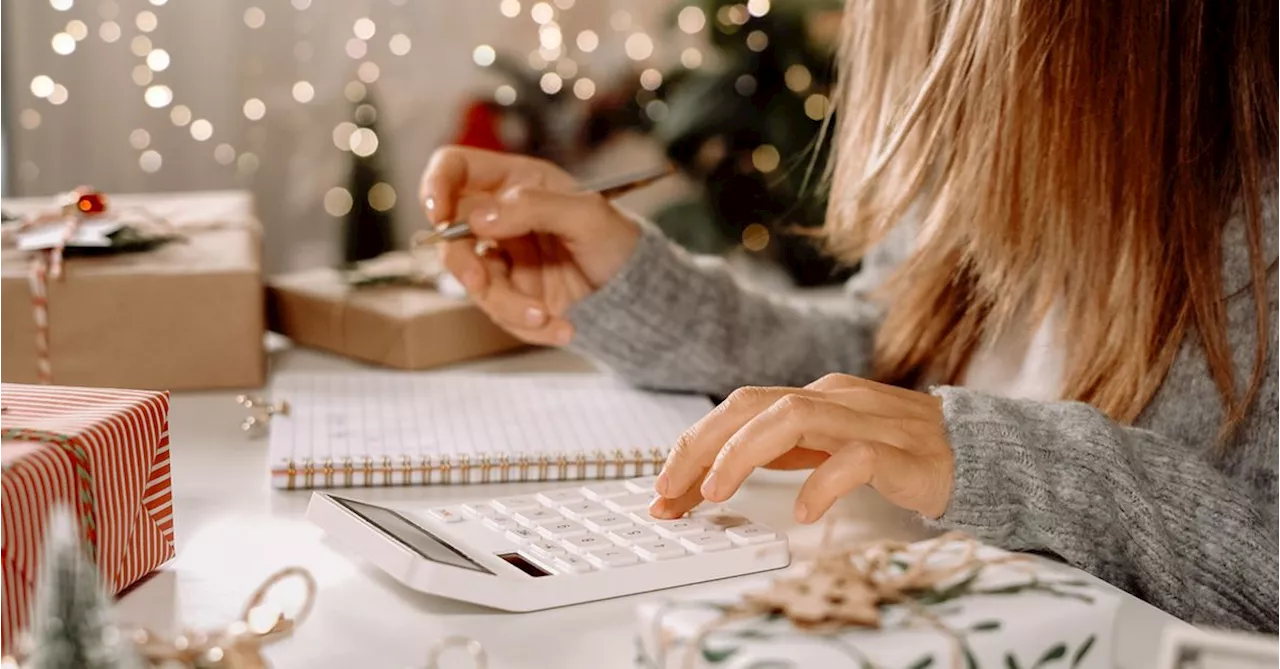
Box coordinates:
[564,196,1278,633]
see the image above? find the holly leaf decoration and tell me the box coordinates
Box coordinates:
[701,646,740,663]
[1071,636,1096,668]
[908,655,936,669]
[1034,643,1068,667]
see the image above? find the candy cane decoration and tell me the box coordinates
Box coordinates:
[12,187,108,383]
[27,257,52,384]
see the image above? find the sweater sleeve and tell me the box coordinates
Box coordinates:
[564,219,890,396]
[928,386,1280,633]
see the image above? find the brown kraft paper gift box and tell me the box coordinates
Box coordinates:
[1,190,266,391]
[266,261,525,370]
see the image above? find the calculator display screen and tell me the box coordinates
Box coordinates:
[332,496,493,574]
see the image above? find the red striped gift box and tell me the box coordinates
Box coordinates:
[0,383,175,651]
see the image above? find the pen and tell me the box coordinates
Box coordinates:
[414,164,674,246]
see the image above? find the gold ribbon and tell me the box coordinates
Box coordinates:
[1,561,490,668]
[126,566,318,668]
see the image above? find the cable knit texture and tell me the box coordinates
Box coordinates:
[565,192,1278,633]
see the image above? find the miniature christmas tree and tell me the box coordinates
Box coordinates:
[341,92,397,267]
[23,508,144,669]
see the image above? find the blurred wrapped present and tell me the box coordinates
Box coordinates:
[1,383,175,651]
[636,533,1119,669]
[265,251,524,370]
[0,189,266,391]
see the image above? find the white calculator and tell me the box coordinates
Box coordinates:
[306,476,791,611]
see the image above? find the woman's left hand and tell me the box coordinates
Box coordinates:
[650,373,956,524]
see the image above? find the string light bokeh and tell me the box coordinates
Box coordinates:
[12,0,830,258]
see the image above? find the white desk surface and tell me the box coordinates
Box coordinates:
[112,344,1190,669]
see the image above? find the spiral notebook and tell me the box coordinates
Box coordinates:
[267,370,714,489]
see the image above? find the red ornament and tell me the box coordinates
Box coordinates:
[57,187,109,218]
[76,191,108,215]
[452,100,511,153]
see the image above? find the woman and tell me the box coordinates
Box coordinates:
[421,0,1277,632]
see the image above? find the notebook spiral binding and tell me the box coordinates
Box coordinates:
[271,446,668,490]
[250,388,687,490]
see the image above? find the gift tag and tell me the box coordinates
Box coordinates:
[17,220,124,251]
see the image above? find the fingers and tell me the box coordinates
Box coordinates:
[436,191,509,294]
[792,442,885,523]
[806,372,939,406]
[475,252,572,346]
[655,386,799,500]
[504,235,546,299]
[763,448,830,470]
[648,472,708,519]
[700,394,916,504]
[467,185,615,243]
[439,238,488,293]
[419,147,556,225]
[420,147,500,225]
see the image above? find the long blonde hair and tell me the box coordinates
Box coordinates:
[826,0,1276,439]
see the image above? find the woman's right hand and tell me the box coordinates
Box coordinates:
[419,146,642,347]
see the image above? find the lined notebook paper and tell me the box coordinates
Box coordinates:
[267,370,714,489]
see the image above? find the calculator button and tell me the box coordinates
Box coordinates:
[624,476,659,493]
[653,520,710,538]
[483,517,519,532]
[538,520,589,539]
[536,489,585,506]
[505,527,540,545]
[694,509,750,529]
[628,511,694,527]
[580,482,631,500]
[491,496,542,514]
[586,547,641,569]
[604,492,658,513]
[680,531,733,553]
[560,501,610,520]
[528,540,567,559]
[634,540,688,561]
[608,526,660,546]
[461,504,502,520]
[517,549,559,573]
[553,555,594,574]
[725,524,779,545]
[583,514,633,532]
[513,508,563,526]
[426,507,463,523]
[562,535,613,555]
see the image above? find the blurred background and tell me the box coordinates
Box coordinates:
[2,0,852,287]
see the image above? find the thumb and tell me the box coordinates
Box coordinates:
[467,185,616,243]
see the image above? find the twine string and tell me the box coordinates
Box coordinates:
[660,525,1026,669]
[3,189,252,384]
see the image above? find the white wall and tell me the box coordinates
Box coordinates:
[3,0,696,273]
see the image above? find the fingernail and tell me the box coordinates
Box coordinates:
[794,502,809,523]
[700,472,719,499]
[647,496,670,519]
[654,471,669,496]
[424,196,436,212]
[524,307,547,327]
[471,204,498,226]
